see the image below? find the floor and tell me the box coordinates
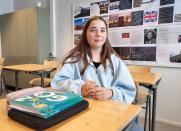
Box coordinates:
[139,115,181,131]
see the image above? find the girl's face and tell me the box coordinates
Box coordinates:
[86,19,107,51]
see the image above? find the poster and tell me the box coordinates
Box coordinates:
[73,0,181,67]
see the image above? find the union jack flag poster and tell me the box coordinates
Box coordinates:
[144,10,158,25]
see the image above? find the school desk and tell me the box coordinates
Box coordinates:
[0,98,141,131]
[3,64,57,90]
[131,72,161,131]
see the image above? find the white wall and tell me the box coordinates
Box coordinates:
[0,28,2,56]
[0,0,13,15]
[0,0,49,15]
[13,0,49,10]
[52,0,181,126]
[37,7,51,63]
[50,0,74,60]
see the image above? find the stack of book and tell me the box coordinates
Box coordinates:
[8,89,84,118]
[6,87,89,130]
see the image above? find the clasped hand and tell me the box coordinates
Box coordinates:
[81,80,113,100]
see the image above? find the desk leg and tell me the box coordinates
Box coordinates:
[40,73,45,88]
[15,71,19,90]
[151,88,157,131]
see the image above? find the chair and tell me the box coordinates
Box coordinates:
[0,57,5,96]
[29,60,60,87]
[127,65,151,131]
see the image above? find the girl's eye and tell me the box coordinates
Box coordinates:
[90,29,96,32]
[101,29,106,32]
[89,29,106,32]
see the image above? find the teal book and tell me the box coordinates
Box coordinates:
[9,90,83,118]
[40,98,83,118]
[12,98,83,118]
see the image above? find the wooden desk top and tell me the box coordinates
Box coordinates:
[0,98,141,131]
[131,72,161,85]
[3,64,57,72]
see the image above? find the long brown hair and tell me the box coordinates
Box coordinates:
[62,16,117,75]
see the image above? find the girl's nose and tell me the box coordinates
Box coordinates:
[96,30,101,36]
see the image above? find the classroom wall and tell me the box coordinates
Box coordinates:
[0,0,13,15]
[0,0,49,15]
[0,29,1,57]
[37,7,51,63]
[52,0,181,126]
[50,0,74,60]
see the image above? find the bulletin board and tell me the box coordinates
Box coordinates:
[73,0,181,67]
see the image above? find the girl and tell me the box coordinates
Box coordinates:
[51,16,143,131]
[51,16,136,103]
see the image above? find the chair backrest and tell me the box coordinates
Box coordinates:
[0,57,5,91]
[0,57,5,75]
[44,60,60,69]
[43,60,61,77]
[127,65,151,73]
[0,57,5,66]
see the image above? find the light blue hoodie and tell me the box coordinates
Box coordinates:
[51,54,136,103]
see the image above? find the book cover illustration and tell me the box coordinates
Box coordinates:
[9,91,83,118]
